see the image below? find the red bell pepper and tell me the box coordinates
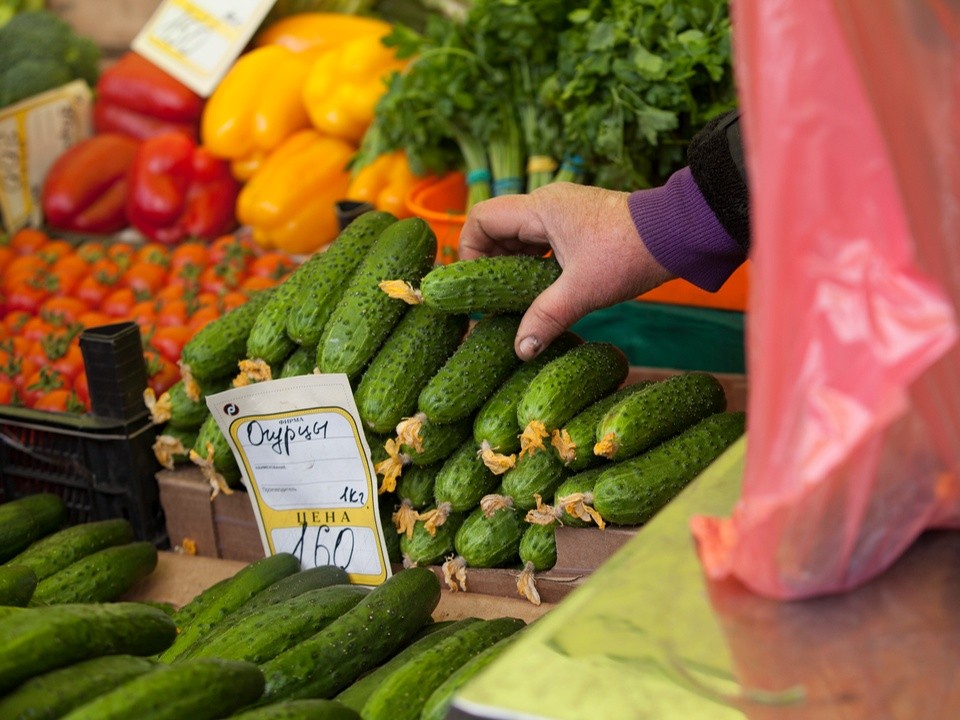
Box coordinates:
[126,132,240,245]
[94,52,205,142]
[41,133,141,234]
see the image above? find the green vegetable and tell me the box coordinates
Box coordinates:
[190,413,242,491]
[279,343,318,378]
[519,523,556,572]
[501,445,568,511]
[399,414,474,466]
[433,438,499,513]
[593,411,746,524]
[228,564,350,619]
[0,654,158,720]
[0,602,177,694]
[453,503,525,569]
[400,510,465,567]
[0,493,65,562]
[7,518,134,581]
[551,465,608,527]
[0,564,36,606]
[154,424,199,467]
[232,699,361,720]
[395,462,442,510]
[29,541,157,606]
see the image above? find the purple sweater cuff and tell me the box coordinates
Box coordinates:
[628,166,746,292]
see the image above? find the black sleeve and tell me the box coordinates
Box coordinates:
[687,110,751,253]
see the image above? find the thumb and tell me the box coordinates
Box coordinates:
[515,273,591,361]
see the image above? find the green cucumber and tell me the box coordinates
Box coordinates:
[551,466,608,527]
[172,574,235,629]
[154,424,198,467]
[232,699,361,720]
[7,517,134,581]
[361,616,526,720]
[378,492,402,565]
[433,439,500,512]
[0,494,65,563]
[160,379,211,430]
[319,217,437,379]
[159,553,301,663]
[0,602,177,693]
[593,411,746,525]
[29,541,158,606]
[0,654,158,720]
[0,565,36,606]
[355,304,468,433]
[454,504,525,569]
[416,255,562,314]
[334,617,482,712]
[552,381,652,471]
[472,333,581,453]
[396,462,441,510]
[399,415,473,466]
[182,585,369,664]
[517,341,629,434]
[180,288,274,382]
[60,658,264,720]
[418,314,523,424]
[286,210,399,347]
[259,566,440,702]
[519,523,557,572]
[400,511,465,566]
[594,372,728,462]
[501,448,568,511]
[279,343,318,378]
[420,631,524,720]
[191,413,242,489]
[229,564,350,618]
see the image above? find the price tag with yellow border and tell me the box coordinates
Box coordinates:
[131,0,276,97]
[206,375,391,586]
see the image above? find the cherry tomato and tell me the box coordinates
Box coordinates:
[0,377,15,405]
[33,389,84,414]
[219,291,249,313]
[40,295,90,325]
[200,263,243,295]
[129,299,159,327]
[155,299,189,327]
[149,325,192,364]
[73,371,90,410]
[10,228,49,255]
[136,242,171,268]
[187,306,219,334]
[170,241,209,272]
[49,343,85,382]
[75,239,108,263]
[77,310,116,330]
[101,287,137,317]
[49,254,90,296]
[144,350,179,396]
[20,367,67,407]
[247,252,297,280]
[75,275,112,308]
[239,275,278,293]
[124,262,168,295]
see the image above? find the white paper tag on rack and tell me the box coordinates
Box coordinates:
[131,0,276,97]
[206,375,391,586]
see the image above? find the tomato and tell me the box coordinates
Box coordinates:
[73,371,90,410]
[187,306,219,334]
[75,239,107,263]
[200,263,243,294]
[208,233,255,266]
[36,239,73,264]
[124,262,168,295]
[149,325,192,364]
[136,242,171,268]
[247,251,298,280]
[170,241,209,272]
[0,378,15,405]
[129,299,159,327]
[49,254,90,295]
[90,257,123,286]
[75,275,112,307]
[10,228,49,255]
[107,242,136,268]
[4,255,46,286]
[49,342,85,381]
[20,367,67,407]
[32,389,82,413]
[156,299,189,327]
[3,310,31,335]
[101,287,137,317]
[239,275,278,293]
[6,281,49,314]
[40,295,90,325]
[219,291,249,313]
[0,246,14,274]
[77,310,115,330]
[144,350,179,396]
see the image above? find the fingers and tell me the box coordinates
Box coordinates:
[514,272,591,361]
[458,195,550,260]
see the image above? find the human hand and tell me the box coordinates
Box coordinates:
[459,182,675,360]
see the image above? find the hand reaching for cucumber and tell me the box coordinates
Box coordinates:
[458,182,676,361]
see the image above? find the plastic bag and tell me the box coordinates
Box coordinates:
[690,0,960,600]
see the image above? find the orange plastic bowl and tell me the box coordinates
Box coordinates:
[405,172,467,264]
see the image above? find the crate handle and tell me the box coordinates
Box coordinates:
[0,428,97,487]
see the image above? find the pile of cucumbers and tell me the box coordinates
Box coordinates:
[0,547,527,720]
[150,211,746,599]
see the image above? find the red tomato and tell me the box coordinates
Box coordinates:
[149,325,192,364]
[219,291,248,313]
[3,310,31,335]
[129,299,159,327]
[90,257,123,286]
[77,310,116,330]
[239,275,277,293]
[170,241,209,272]
[5,282,48,314]
[10,228,49,255]
[136,242,171,268]
[0,246,14,273]
[156,299,189,327]
[4,255,46,288]
[144,350,179,396]
[36,239,73,264]
[20,317,54,343]
[33,389,84,413]
[73,371,90,410]
[49,254,90,295]
[208,233,255,266]
[0,377,15,405]
[49,343,85,381]
[75,239,107,263]
[124,262,168,295]
[75,274,112,307]
[200,263,243,294]
[247,251,297,280]
[40,295,90,325]
[187,306,219,334]
[101,287,137,317]
[20,367,67,407]
[107,242,136,268]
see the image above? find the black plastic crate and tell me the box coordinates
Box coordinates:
[0,322,167,545]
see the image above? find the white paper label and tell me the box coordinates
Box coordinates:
[206,374,392,586]
[132,0,276,97]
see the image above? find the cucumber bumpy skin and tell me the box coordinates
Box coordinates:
[29,541,158,606]
[231,699,362,720]
[7,517,134,582]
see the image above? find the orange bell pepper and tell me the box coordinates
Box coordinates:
[201,45,312,172]
[346,150,422,219]
[254,12,391,57]
[302,33,407,144]
[236,129,353,255]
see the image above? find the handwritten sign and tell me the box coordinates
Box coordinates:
[132,0,276,97]
[206,375,391,586]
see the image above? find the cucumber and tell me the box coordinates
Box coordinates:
[232,699,361,720]
[519,523,557,572]
[159,553,301,663]
[516,342,629,440]
[7,517,134,582]
[279,343,318,378]
[379,493,403,564]
[398,414,473,467]
[319,217,437,379]
[0,602,177,693]
[594,372,728,462]
[361,616,526,720]
[472,333,581,454]
[172,574,235,630]
[286,210,399,347]
[454,504,525,569]
[552,381,652,471]
[433,438,500,513]
[418,314,523,424]
[153,424,198,468]
[157,379,212,430]
[593,411,746,525]
[0,565,36,606]
[334,617,482,712]
[190,413,242,491]
[183,585,369,664]
[395,462,441,510]
[501,447,568,511]
[0,494,65,562]
[229,564,350,618]
[415,255,562,313]
[551,466,608,528]
[60,658,264,720]
[400,511,465,566]
[29,541,158,606]
[355,304,468,433]
[0,654,158,720]
[180,288,274,382]
[259,566,441,703]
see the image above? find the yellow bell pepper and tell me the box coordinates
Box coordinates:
[237,129,354,254]
[201,45,312,168]
[302,33,407,144]
[346,151,422,219]
[254,12,391,57]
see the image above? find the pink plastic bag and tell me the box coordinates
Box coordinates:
[690,0,960,600]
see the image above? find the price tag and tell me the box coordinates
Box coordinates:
[206,375,392,586]
[0,80,92,234]
[131,0,276,97]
